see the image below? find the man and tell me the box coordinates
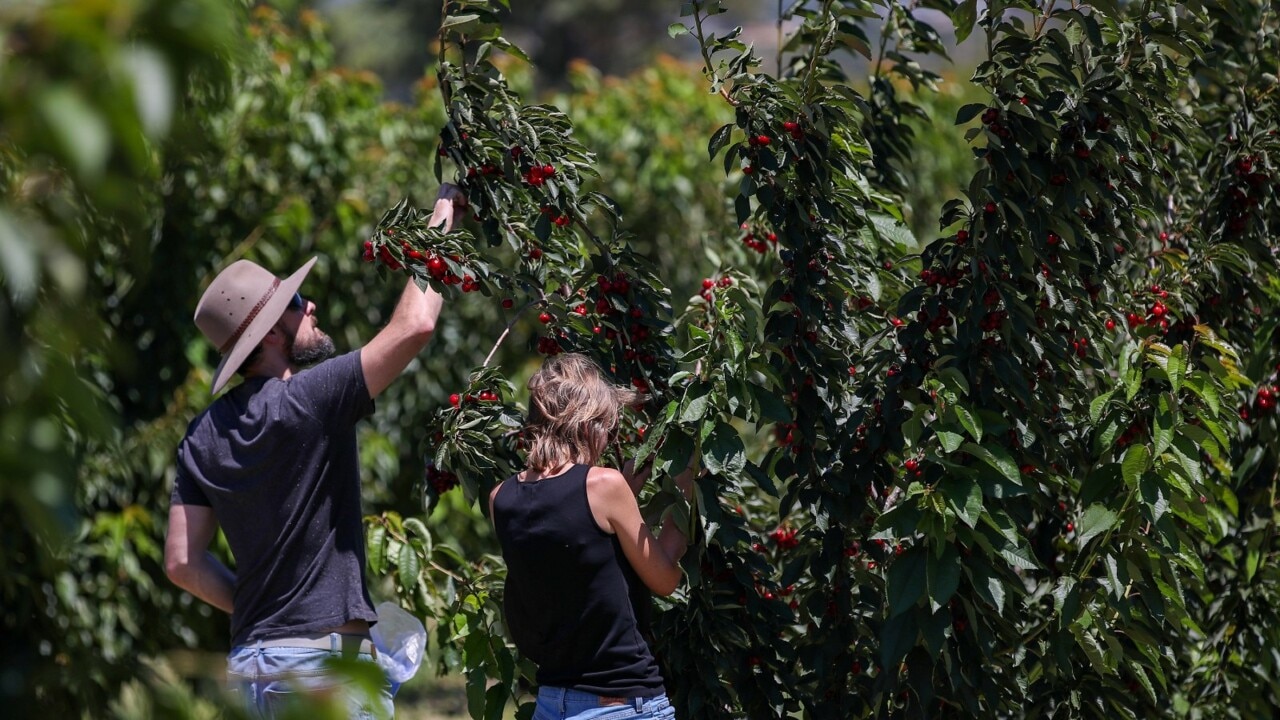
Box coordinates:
[165,186,465,718]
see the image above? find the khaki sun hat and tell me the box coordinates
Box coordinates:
[195,257,318,394]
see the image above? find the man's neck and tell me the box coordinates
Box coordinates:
[246,359,296,382]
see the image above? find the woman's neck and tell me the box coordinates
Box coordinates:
[523,462,575,481]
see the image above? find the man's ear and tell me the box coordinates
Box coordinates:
[260,324,287,349]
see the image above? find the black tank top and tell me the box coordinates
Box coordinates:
[492,464,665,697]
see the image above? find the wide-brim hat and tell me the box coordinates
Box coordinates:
[194,257,317,394]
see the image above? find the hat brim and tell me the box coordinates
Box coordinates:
[210,256,318,394]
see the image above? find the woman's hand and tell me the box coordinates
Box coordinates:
[671,454,700,502]
[620,457,652,496]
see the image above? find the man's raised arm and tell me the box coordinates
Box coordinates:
[361,185,465,398]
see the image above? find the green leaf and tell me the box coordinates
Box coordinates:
[937,367,970,397]
[1167,345,1186,394]
[708,123,733,160]
[1076,504,1119,545]
[997,543,1039,571]
[398,539,421,589]
[0,210,41,304]
[1089,389,1116,424]
[962,442,1021,486]
[39,87,110,178]
[955,102,987,125]
[927,545,961,612]
[441,13,482,30]
[466,667,487,720]
[703,421,746,476]
[668,22,689,38]
[955,405,982,442]
[122,45,174,138]
[879,610,917,671]
[870,213,916,247]
[367,524,387,575]
[480,683,507,720]
[936,429,964,454]
[749,383,790,422]
[953,0,979,43]
[679,383,713,423]
[1153,395,1174,457]
[902,416,923,448]
[941,476,982,527]
[1121,445,1150,488]
[887,548,927,617]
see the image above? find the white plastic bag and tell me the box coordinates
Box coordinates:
[370,601,427,686]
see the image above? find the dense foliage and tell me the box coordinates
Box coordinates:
[4,1,1279,719]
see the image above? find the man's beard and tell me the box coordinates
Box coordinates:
[287,329,336,367]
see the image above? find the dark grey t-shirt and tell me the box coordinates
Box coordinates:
[171,350,378,646]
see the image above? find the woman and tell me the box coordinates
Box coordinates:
[490,353,694,720]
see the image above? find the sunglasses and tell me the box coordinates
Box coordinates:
[287,292,306,311]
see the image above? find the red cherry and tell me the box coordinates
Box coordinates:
[501,298,514,309]
[528,247,543,260]
[1105,318,1116,331]
[743,166,755,175]
[538,312,552,324]
[702,278,715,289]
[543,164,555,176]
[956,229,969,243]
[984,202,997,213]
[904,459,919,472]
[449,394,460,407]
[1066,522,1075,533]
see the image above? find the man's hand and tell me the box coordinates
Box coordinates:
[428,183,468,234]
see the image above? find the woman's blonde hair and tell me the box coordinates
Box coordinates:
[525,353,640,472]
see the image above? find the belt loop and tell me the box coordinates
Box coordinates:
[634,697,643,712]
[329,632,339,654]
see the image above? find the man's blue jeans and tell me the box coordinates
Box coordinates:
[227,641,395,719]
[533,687,676,720]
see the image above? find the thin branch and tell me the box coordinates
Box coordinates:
[482,295,545,368]
[691,2,741,107]
[775,0,784,78]
[1034,0,1059,39]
